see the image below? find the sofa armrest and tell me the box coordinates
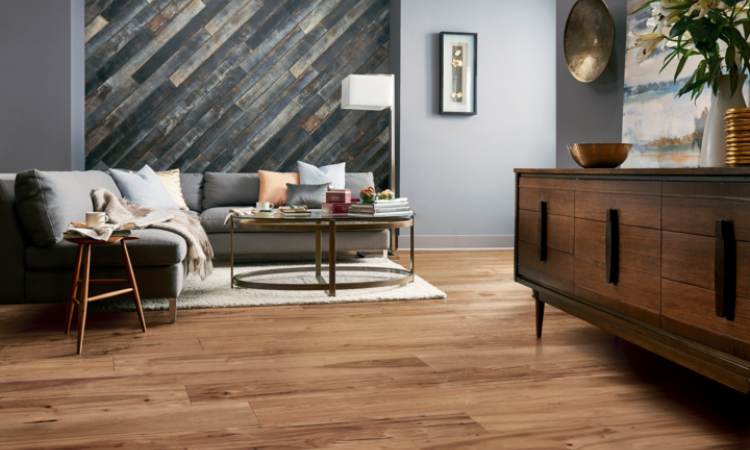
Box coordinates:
[0,174,26,303]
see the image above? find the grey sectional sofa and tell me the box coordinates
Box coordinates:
[0,170,389,315]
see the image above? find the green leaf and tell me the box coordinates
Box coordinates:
[674,52,690,81]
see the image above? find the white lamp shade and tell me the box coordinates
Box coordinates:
[341,74,394,111]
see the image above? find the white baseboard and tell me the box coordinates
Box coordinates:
[397,234,513,250]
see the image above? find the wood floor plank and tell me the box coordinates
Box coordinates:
[0,251,749,449]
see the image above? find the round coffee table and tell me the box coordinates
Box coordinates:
[228,212,415,296]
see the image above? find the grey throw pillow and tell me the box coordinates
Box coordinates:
[297,161,346,189]
[109,165,180,209]
[286,183,328,208]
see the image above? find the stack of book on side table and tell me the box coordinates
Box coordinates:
[349,198,412,217]
[322,189,352,215]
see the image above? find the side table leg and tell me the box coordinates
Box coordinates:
[77,244,92,355]
[66,243,84,335]
[121,240,147,332]
[328,220,336,297]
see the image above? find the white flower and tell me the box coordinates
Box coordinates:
[635,32,666,61]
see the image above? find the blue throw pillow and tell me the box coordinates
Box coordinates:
[297,161,346,189]
[109,165,180,209]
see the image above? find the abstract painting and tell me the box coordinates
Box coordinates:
[622,0,711,167]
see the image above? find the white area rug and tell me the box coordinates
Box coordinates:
[102,259,446,311]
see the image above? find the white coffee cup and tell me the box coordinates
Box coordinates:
[85,211,108,228]
[256,201,275,211]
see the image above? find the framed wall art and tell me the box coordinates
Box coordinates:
[439,32,477,115]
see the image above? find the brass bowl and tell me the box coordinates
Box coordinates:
[569,143,632,168]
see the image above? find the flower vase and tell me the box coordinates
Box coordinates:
[700,75,747,167]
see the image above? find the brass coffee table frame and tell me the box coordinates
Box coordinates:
[229,214,415,296]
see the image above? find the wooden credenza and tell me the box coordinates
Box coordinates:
[514,168,750,393]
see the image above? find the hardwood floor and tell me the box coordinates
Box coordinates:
[0,251,748,449]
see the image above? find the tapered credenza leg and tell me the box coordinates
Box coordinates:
[534,290,545,339]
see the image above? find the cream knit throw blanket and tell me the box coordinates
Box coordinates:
[91,188,214,279]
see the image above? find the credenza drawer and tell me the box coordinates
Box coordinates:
[574,218,660,272]
[518,210,573,253]
[662,231,750,296]
[517,241,574,295]
[574,218,661,324]
[575,259,661,325]
[575,180,661,229]
[575,181,661,229]
[662,279,750,360]
[663,182,750,240]
[518,177,574,217]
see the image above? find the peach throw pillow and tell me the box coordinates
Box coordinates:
[258,170,299,205]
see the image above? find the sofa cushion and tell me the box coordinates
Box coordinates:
[15,170,121,247]
[345,172,375,199]
[200,207,238,233]
[25,264,184,302]
[25,228,187,269]
[180,173,203,212]
[202,172,260,209]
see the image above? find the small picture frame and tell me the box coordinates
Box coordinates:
[439,32,477,115]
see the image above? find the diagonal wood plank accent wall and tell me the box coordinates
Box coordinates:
[84,0,391,186]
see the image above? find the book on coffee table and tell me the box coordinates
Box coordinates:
[279,206,311,217]
[348,198,411,216]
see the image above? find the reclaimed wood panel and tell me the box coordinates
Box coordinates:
[85,0,391,186]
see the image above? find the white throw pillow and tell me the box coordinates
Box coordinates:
[297,161,346,189]
[157,169,189,210]
[108,165,181,210]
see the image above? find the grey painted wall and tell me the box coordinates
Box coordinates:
[398,0,556,248]
[556,0,627,167]
[71,0,86,171]
[0,0,84,173]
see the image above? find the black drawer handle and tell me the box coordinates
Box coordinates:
[538,201,547,262]
[715,219,737,321]
[606,209,619,285]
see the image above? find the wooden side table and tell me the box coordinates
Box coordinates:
[65,236,146,354]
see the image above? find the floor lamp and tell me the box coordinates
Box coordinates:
[340,74,396,194]
[341,74,398,252]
